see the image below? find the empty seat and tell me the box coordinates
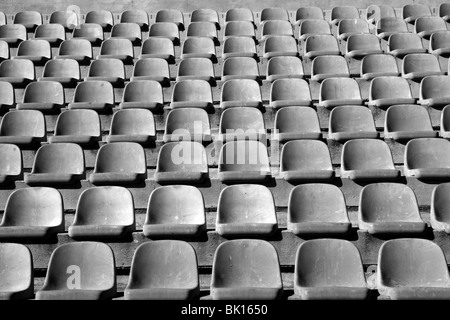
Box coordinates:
[294,239,368,299]
[223,21,256,41]
[144,186,206,238]
[415,17,447,39]
[270,78,311,109]
[49,11,79,30]
[295,7,324,23]
[49,109,101,145]
[388,33,426,58]
[0,187,64,239]
[0,110,46,146]
[404,138,450,180]
[89,142,147,185]
[419,75,450,107]
[85,58,126,86]
[176,58,215,84]
[261,20,293,41]
[220,79,262,109]
[288,184,351,235]
[331,6,360,25]
[85,10,114,31]
[360,54,399,80]
[403,4,431,23]
[304,34,340,59]
[97,38,134,63]
[72,23,104,45]
[337,18,370,40]
[261,7,289,23]
[164,108,211,142]
[311,55,349,81]
[170,80,213,110]
[430,31,450,57]
[16,81,65,113]
[125,241,199,300]
[0,144,22,185]
[55,39,93,64]
[222,57,260,83]
[0,40,8,61]
[130,58,170,86]
[38,59,80,87]
[68,81,114,112]
[0,59,34,86]
[14,11,42,31]
[140,37,175,63]
[155,9,184,30]
[345,34,383,58]
[106,109,155,144]
[441,105,450,138]
[280,140,334,182]
[440,3,450,22]
[190,9,220,29]
[211,240,282,300]
[119,80,164,111]
[36,242,116,300]
[218,140,271,183]
[377,239,450,299]
[110,23,142,45]
[368,76,415,108]
[366,5,396,25]
[155,141,208,184]
[222,36,257,60]
[13,39,51,65]
[402,53,444,80]
[359,183,426,234]
[263,35,299,59]
[216,184,277,236]
[225,8,255,24]
[120,9,149,30]
[328,106,379,141]
[34,24,65,46]
[219,107,266,141]
[69,186,135,239]
[0,243,33,300]
[0,12,5,26]
[385,104,436,140]
[431,183,450,232]
[298,19,331,41]
[0,82,14,112]
[180,37,216,62]
[274,107,321,141]
[186,22,219,45]
[0,25,27,45]
[376,17,409,39]
[318,78,362,108]
[149,22,180,45]
[266,56,304,82]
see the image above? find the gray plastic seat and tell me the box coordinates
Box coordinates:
[211,240,282,300]
[219,107,266,142]
[403,4,431,23]
[360,54,399,80]
[294,239,368,299]
[14,11,42,31]
[402,53,444,80]
[0,144,22,185]
[0,243,33,300]
[149,22,180,45]
[376,17,409,39]
[155,9,185,30]
[0,82,14,112]
[0,110,46,146]
[85,10,114,31]
[55,39,93,64]
[415,17,447,39]
[225,8,255,24]
[288,184,351,236]
[130,58,170,86]
[387,33,427,58]
[34,24,65,46]
[295,7,324,23]
[170,80,213,110]
[266,56,304,82]
[0,40,8,62]
[345,34,383,58]
[331,6,360,25]
[187,22,219,45]
[90,142,147,185]
[359,183,426,234]
[17,81,65,112]
[0,12,5,26]
[440,3,450,22]
[221,57,260,83]
[97,38,134,63]
[0,25,27,45]
[36,242,116,300]
[120,9,149,31]
[220,79,262,109]
[318,78,362,108]
[48,11,79,30]
[377,239,450,299]
[110,22,142,45]
[280,140,334,182]
[191,9,220,29]
[223,22,256,41]
[140,38,175,63]
[263,35,299,59]
[85,58,126,86]
[298,19,331,41]
[69,186,135,239]
[119,80,164,111]
[176,58,215,84]
[311,55,349,81]
[0,187,64,239]
[328,106,379,141]
[440,105,450,138]
[337,18,370,40]
[431,183,450,233]
[261,7,290,22]
[274,106,321,142]
[385,104,436,140]
[155,141,208,184]
[164,108,211,142]
[72,23,104,45]
[144,186,206,238]
[38,59,80,87]
[181,37,217,62]
[0,59,35,86]
[216,184,277,237]
[261,20,293,41]
[419,75,450,107]
[304,34,340,59]
[106,109,155,144]
[429,31,450,57]
[68,81,115,112]
[222,36,257,60]
[366,5,395,25]
[125,241,199,300]
[49,109,101,145]
[368,76,415,108]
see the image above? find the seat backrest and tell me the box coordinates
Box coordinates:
[172,80,212,102]
[122,80,163,103]
[109,109,155,136]
[73,81,114,103]
[0,59,35,79]
[99,38,134,57]
[260,7,289,22]
[342,139,395,170]
[329,106,376,134]
[225,8,254,23]
[219,140,270,172]
[0,243,33,297]
[88,58,125,78]
[120,9,149,29]
[85,10,114,28]
[32,143,84,175]
[94,142,146,174]
[16,39,51,58]
[405,138,450,169]
[156,141,208,173]
[58,39,92,58]
[385,104,433,133]
[0,144,22,176]
[22,81,65,104]
[221,79,261,102]
[281,140,332,171]
[54,109,101,137]
[0,110,45,137]
[42,59,80,79]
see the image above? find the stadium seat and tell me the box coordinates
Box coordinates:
[119,80,164,111]
[16,81,65,113]
[368,76,415,108]
[429,31,450,56]
[0,144,22,185]
[149,22,180,45]
[274,106,322,141]
[36,242,117,300]
[419,75,450,107]
[0,82,14,112]
[130,58,170,86]
[304,34,340,59]
[385,104,436,140]
[14,11,42,31]
[376,17,409,39]
[404,138,450,180]
[85,58,126,86]
[68,81,115,112]
[298,19,331,41]
[140,37,175,63]
[216,184,277,236]
[211,239,282,300]
[155,141,208,184]
[295,7,324,23]
[266,56,304,82]
[223,22,256,41]
[49,11,79,30]
[415,17,447,39]
[55,39,93,64]
[164,108,211,142]
[222,57,260,83]
[431,183,450,232]
[170,80,213,109]
[402,4,431,23]
[69,186,135,239]
[222,36,258,60]
[311,55,350,81]
[218,140,271,183]
[440,3,450,22]
[377,239,450,299]
[0,40,8,61]
[97,38,134,63]
[106,109,156,144]
[345,34,383,59]
[0,187,64,239]
[0,110,46,146]
[190,9,220,29]
[180,37,216,61]
[176,58,215,84]
[280,140,334,182]
[0,25,26,45]
[85,10,114,31]
[110,22,142,45]
[34,24,65,46]
[294,239,368,299]
[219,107,266,141]
[120,9,149,31]
[402,53,444,80]
[288,184,351,235]
[0,59,35,86]
[13,39,51,65]
[263,35,299,59]
[261,7,289,22]
[220,79,262,109]
[187,22,219,45]
[144,186,206,237]
[155,9,185,30]
[72,23,104,45]
[0,12,5,26]
[318,78,362,108]
[360,54,399,80]
[49,109,101,145]
[125,241,199,300]
[331,6,360,25]
[38,59,80,87]
[359,183,427,234]
[328,106,379,141]
[0,243,33,300]
[225,8,255,24]
[441,105,450,138]
[337,19,370,40]
[89,142,147,185]
[387,33,427,58]
[366,5,396,25]
[261,20,293,41]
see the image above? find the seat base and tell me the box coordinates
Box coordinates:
[68,225,135,239]
[295,286,369,300]
[216,223,278,237]
[143,224,205,238]
[124,287,199,300]
[211,287,282,300]
[288,222,352,236]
